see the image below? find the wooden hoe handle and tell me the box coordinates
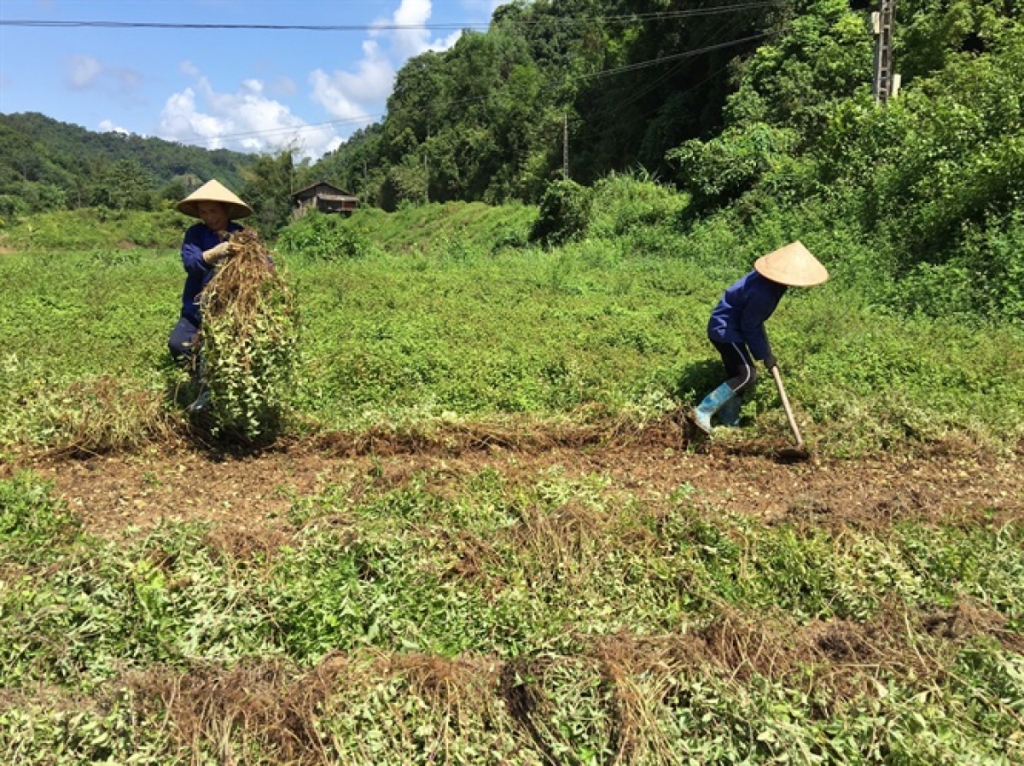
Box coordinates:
[770,365,804,449]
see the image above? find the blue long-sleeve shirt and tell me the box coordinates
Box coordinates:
[707,270,787,360]
[178,221,244,323]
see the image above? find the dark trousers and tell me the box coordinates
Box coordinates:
[711,339,758,394]
[168,316,201,369]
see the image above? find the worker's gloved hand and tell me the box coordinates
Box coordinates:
[203,241,234,264]
[763,354,778,371]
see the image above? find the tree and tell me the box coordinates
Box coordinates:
[91,159,154,211]
[240,149,296,239]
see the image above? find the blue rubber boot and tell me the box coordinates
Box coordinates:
[692,382,736,435]
[187,388,211,414]
[717,393,743,428]
[186,356,210,413]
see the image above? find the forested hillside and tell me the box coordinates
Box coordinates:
[308,0,1022,205]
[0,112,252,218]
[308,0,782,206]
[305,0,1024,321]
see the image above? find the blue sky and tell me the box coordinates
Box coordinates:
[0,0,502,159]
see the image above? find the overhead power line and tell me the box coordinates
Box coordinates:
[179,114,381,146]
[0,4,782,32]
[43,4,778,151]
[173,27,773,151]
[576,32,770,80]
[589,2,782,24]
[0,19,487,31]
[574,11,757,124]
[171,25,775,151]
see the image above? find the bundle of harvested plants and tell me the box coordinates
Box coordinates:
[198,228,297,444]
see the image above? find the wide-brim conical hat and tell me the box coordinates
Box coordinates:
[176,179,253,220]
[754,241,829,287]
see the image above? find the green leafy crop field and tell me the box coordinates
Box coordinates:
[2,205,1023,458]
[1,200,1023,764]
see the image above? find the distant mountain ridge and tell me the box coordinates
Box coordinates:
[0,111,254,215]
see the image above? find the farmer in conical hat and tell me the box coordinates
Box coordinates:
[168,180,253,411]
[692,241,829,434]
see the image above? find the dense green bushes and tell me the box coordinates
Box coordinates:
[667,1,1024,321]
[276,211,379,260]
[530,179,592,247]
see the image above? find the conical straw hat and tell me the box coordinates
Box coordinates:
[754,241,829,287]
[176,179,253,220]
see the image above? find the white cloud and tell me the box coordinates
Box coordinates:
[65,54,143,99]
[460,0,504,12]
[98,119,131,135]
[180,60,201,78]
[310,40,394,122]
[267,76,298,97]
[67,55,103,90]
[158,68,342,160]
[161,1,478,158]
[388,0,434,60]
[388,0,463,60]
[111,67,142,90]
[309,0,462,125]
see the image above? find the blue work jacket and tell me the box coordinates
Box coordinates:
[178,221,244,324]
[707,270,787,361]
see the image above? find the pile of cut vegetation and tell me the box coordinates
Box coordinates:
[198,228,297,444]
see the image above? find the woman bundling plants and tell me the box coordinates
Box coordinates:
[167,179,252,411]
[168,180,297,443]
[200,227,297,444]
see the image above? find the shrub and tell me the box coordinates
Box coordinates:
[667,123,800,211]
[530,179,592,247]
[276,211,373,260]
[588,171,690,247]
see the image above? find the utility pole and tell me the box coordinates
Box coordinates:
[563,114,569,180]
[424,128,431,203]
[871,0,900,104]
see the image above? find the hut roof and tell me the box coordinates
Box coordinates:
[291,181,359,200]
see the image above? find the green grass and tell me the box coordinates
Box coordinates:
[1,201,1023,456]
[1,471,1022,763]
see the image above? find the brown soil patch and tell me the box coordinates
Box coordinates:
[6,432,1022,540]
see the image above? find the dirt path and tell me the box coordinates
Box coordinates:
[10,439,1023,539]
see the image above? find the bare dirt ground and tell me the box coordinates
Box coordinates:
[7,427,1023,539]
[5,426,1024,753]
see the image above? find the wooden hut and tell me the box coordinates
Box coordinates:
[291,181,360,217]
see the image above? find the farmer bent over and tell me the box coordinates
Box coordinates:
[692,241,829,434]
[168,179,252,410]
